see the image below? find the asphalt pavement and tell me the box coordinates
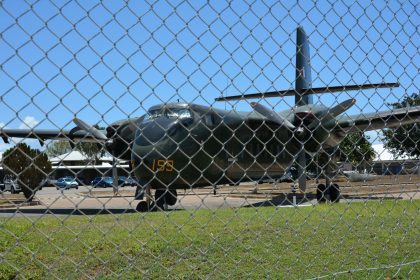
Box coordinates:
[1,180,417,217]
[0,184,316,216]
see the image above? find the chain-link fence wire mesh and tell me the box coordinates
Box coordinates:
[0,0,419,278]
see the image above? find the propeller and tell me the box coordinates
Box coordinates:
[307,98,356,130]
[72,118,108,141]
[250,102,296,130]
[250,98,357,192]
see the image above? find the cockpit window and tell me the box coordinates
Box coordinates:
[144,109,164,121]
[166,108,191,119]
[144,108,192,121]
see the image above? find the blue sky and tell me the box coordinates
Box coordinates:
[0,0,418,150]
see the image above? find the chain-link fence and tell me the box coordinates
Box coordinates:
[0,0,419,279]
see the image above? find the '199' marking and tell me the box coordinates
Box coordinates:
[151,159,174,172]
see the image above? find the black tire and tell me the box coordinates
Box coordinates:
[316,184,327,203]
[329,183,340,203]
[11,188,16,194]
[136,201,149,212]
[154,189,166,210]
[165,190,177,206]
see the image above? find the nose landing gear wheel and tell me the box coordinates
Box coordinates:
[135,185,155,212]
[329,183,340,203]
[136,201,149,212]
[316,184,327,203]
[316,183,341,203]
[155,189,166,210]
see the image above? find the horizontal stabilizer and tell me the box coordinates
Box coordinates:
[215,82,399,101]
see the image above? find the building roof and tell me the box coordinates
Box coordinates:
[50,150,119,164]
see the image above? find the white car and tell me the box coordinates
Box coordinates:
[1,175,21,193]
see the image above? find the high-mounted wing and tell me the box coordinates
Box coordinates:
[0,117,109,147]
[0,128,106,145]
[334,106,420,133]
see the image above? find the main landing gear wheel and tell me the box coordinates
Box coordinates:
[316,183,341,203]
[155,189,178,210]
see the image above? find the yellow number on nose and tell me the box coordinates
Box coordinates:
[151,159,175,172]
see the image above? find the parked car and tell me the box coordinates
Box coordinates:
[1,175,21,193]
[118,176,139,187]
[55,177,79,190]
[91,177,114,188]
[40,177,57,188]
[118,176,127,186]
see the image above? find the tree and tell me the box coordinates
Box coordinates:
[77,142,106,164]
[382,93,420,159]
[45,124,106,163]
[338,132,375,170]
[76,124,106,164]
[2,143,52,201]
[46,140,72,157]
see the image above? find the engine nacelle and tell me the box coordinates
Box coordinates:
[105,118,142,160]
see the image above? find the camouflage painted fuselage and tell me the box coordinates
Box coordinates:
[126,103,343,189]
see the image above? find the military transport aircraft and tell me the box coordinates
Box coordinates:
[1,27,419,211]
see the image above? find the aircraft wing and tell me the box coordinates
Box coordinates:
[0,128,106,144]
[334,106,420,133]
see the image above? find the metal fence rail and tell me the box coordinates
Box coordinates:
[0,1,418,279]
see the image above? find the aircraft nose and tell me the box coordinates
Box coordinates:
[136,117,175,146]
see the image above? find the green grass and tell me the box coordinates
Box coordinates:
[0,200,419,279]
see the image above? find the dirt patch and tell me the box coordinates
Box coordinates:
[0,198,40,208]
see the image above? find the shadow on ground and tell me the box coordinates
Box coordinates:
[0,194,402,216]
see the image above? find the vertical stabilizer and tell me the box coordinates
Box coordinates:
[295,27,313,105]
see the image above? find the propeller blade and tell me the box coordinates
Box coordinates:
[73,118,108,141]
[327,98,356,119]
[308,98,356,130]
[250,102,296,130]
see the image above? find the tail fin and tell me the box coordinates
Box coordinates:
[214,26,399,103]
[295,26,313,105]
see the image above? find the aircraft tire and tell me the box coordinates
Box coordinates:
[165,190,177,206]
[155,189,166,210]
[136,201,149,212]
[329,183,340,203]
[316,184,327,203]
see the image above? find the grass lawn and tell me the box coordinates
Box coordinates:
[0,200,419,279]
